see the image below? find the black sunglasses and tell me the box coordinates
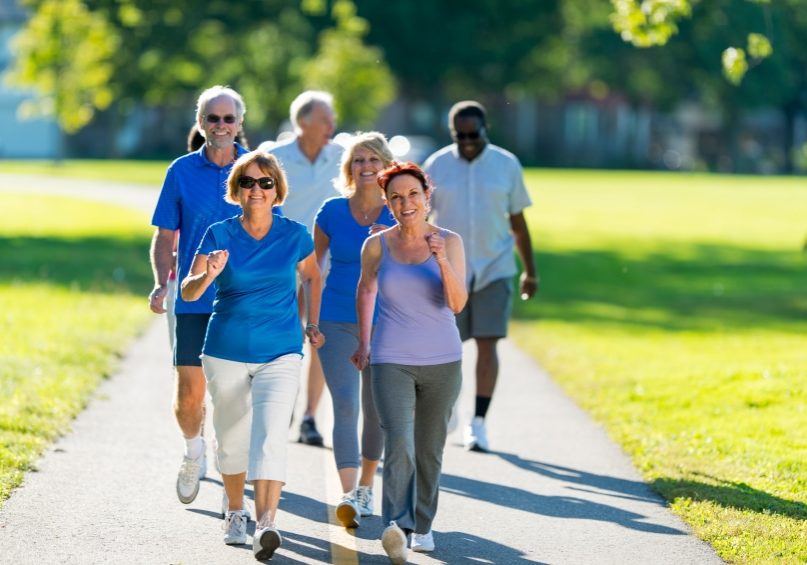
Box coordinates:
[454,131,483,141]
[238,176,276,190]
[205,113,237,124]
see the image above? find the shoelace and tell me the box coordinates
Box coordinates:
[223,511,246,533]
[178,457,200,483]
[356,487,370,508]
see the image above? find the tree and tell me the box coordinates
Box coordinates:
[609,0,773,84]
[302,0,395,128]
[5,0,118,135]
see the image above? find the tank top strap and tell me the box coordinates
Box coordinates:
[379,232,389,256]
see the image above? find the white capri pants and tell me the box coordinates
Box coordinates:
[201,353,301,482]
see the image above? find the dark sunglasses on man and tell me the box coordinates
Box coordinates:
[238,176,276,190]
[206,114,238,124]
[454,130,483,141]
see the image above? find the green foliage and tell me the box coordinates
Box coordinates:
[610,0,693,47]
[722,47,749,85]
[303,0,395,128]
[5,0,119,133]
[0,194,153,504]
[512,169,807,562]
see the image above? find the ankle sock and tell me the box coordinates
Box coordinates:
[185,434,204,459]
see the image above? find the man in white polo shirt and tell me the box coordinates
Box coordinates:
[267,90,343,446]
[424,100,539,453]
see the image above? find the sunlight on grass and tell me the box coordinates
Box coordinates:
[0,159,168,186]
[0,194,153,504]
[513,169,807,563]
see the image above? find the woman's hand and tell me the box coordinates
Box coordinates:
[368,223,389,235]
[427,231,448,263]
[350,342,370,370]
[305,324,325,349]
[206,250,229,278]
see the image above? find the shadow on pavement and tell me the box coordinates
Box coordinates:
[497,453,665,505]
[441,455,684,535]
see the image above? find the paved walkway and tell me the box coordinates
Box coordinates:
[0,174,722,564]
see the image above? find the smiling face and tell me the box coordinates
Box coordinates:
[238,162,277,211]
[385,173,429,225]
[451,115,488,162]
[350,146,386,192]
[200,95,242,150]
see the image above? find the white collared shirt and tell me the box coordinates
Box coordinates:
[268,137,343,229]
[424,143,532,292]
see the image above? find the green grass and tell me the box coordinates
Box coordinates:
[0,159,169,186]
[512,169,807,563]
[0,193,153,504]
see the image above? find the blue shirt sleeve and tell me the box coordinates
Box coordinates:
[151,164,180,229]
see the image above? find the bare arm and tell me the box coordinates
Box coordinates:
[350,235,382,370]
[313,223,330,272]
[428,230,468,313]
[149,228,176,313]
[298,251,324,348]
[180,250,228,302]
[510,212,539,299]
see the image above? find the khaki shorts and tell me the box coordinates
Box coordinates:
[455,278,513,341]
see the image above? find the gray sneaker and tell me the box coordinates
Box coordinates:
[356,485,374,517]
[223,510,248,545]
[336,492,360,528]
[381,521,408,565]
[176,447,206,504]
[253,524,282,560]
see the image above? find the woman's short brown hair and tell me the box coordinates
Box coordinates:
[225,150,288,205]
[376,161,433,195]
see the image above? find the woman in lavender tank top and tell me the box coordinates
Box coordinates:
[351,162,467,564]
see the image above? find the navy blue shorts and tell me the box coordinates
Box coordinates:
[173,313,211,367]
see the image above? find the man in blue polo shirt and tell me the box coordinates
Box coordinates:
[149,85,249,504]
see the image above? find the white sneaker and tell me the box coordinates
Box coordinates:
[176,447,206,504]
[463,416,489,452]
[221,491,252,521]
[222,510,247,545]
[412,530,435,552]
[253,523,282,560]
[381,521,408,565]
[356,485,374,517]
[336,492,360,528]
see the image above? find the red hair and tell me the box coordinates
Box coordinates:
[376,161,433,193]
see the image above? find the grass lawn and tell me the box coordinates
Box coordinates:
[512,170,807,563]
[0,159,169,186]
[0,193,153,505]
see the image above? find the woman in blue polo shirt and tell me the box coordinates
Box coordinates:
[313,132,395,529]
[181,150,323,560]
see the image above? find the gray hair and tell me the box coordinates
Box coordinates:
[290,90,334,134]
[195,85,246,124]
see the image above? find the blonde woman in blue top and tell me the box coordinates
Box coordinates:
[181,151,324,560]
[352,162,467,564]
[313,132,395,529]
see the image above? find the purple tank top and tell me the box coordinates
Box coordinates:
[370,231,462,365]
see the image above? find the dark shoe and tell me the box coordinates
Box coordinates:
[298,417,324,446]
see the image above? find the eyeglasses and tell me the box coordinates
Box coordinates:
[454,130,483,141]
[205,114,238,124]
[238,176,276,190]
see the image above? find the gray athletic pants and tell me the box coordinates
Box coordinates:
[371,360,462,534]
[318,321,384,469]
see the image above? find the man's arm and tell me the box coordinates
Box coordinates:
[149,227,176,313]
[509,212,539,300]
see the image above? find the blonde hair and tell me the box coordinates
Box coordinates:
[337,131,394,197]
[225,151,288,205]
